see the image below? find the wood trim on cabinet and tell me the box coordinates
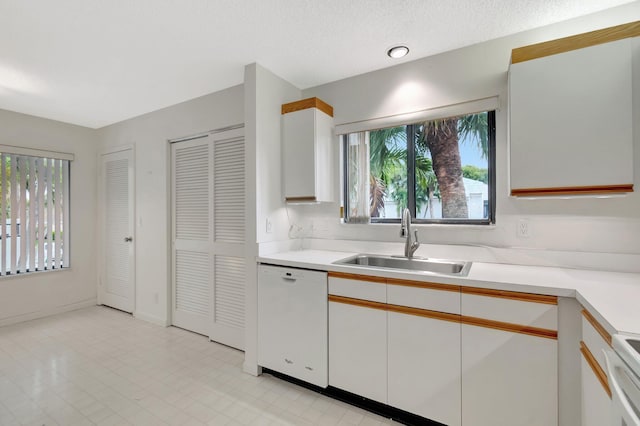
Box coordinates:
[329,295,461,324]
[328,271,387,284]
[462,286,558,305]
[512,20,640,64]
[386,303,461,324]
[330,294,557,339]
[328,294,388,311]
[510,184,634,197]
[582,309,613,348]
[386,277,460,293]
[281,97,334,117]
[461,315,558,340]
[580,341,612,398]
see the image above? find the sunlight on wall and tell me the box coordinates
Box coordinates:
[375,80,440,122]
[0,65,44,95]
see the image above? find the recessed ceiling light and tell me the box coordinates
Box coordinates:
[387,45,409,59]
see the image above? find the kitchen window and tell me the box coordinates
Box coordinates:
[0,148,71,276]
[342,110,496,224]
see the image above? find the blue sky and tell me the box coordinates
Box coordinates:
[459,138,487,168]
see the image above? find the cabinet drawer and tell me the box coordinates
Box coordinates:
[387,278,460,315]
[328,273,386,303]
[462,288,557,330]
[581,309,612,373]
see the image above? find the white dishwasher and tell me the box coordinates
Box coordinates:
[257,264,328,388]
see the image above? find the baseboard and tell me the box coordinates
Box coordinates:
[262,369,445,426]
[0,298,97,328]
[133,310,170,327]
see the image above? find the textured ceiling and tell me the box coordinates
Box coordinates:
[0,0,636,128]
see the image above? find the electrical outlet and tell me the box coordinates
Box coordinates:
[517,219,531,238]
[265,217,272,234]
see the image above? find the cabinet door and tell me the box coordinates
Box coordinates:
[581,354,610,426]
[329,300,387,403]
[462,325,558,426]
[388,311,461,426]
[509,38,633,194]
[283,108,316,200]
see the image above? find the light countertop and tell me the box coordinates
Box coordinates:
[258,249,640,336]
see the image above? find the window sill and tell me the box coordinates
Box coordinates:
[341,220,497,230]
[0,267,71,281]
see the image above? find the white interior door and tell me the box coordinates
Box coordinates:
[210,128,245,350]
[172,136,212,336]
[101,149,135,313]
[171,127,245,349]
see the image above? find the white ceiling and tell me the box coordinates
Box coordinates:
[0,0,636,128]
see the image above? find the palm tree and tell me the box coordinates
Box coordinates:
[417,112,488,218]
[415,154,438,218]
[369,127,406,217]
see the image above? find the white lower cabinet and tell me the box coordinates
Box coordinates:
[328,300,387,403]
[328,273,560,426]
[580,309,612,426]
[581,355,610,426]
[461,324,558,426]
[461,290,558,426]
[388,311,461,426]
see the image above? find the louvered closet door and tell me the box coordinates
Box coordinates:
[171,127,245,349]
[101,149,135,313]
[210,128,245,350]
[172,137,213,336]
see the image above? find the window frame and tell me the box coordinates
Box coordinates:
[0,150,71,276]
[343,110,496,225]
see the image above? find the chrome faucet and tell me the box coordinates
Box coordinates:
[400,208,420,258]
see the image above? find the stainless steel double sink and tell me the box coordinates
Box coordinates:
[334,254,472,277]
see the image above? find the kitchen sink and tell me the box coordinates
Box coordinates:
[334,254,472,277]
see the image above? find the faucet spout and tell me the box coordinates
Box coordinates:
[400,208,420,258]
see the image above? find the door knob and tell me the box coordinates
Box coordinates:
[124,237,133,242]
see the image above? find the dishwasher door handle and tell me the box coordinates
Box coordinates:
[604,350,640,426]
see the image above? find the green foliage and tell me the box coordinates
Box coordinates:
[369,127,407,217]
[462,165,488,184]
[457,112,489,159]
[365,112,488,219]
[368,126,440,217]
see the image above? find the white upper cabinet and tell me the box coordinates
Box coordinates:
[282,97,334,203]
[509,23,639,197]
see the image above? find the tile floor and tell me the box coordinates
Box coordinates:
[0,306,396,426]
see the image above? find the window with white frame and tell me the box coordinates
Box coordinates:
[342,109,496,225]
[0,148,71,275]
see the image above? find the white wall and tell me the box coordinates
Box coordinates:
[251,66,302,245]
[296,3,640,259]
[243,63,301,374]
[0,108,97,325]
[97,86,244,326]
